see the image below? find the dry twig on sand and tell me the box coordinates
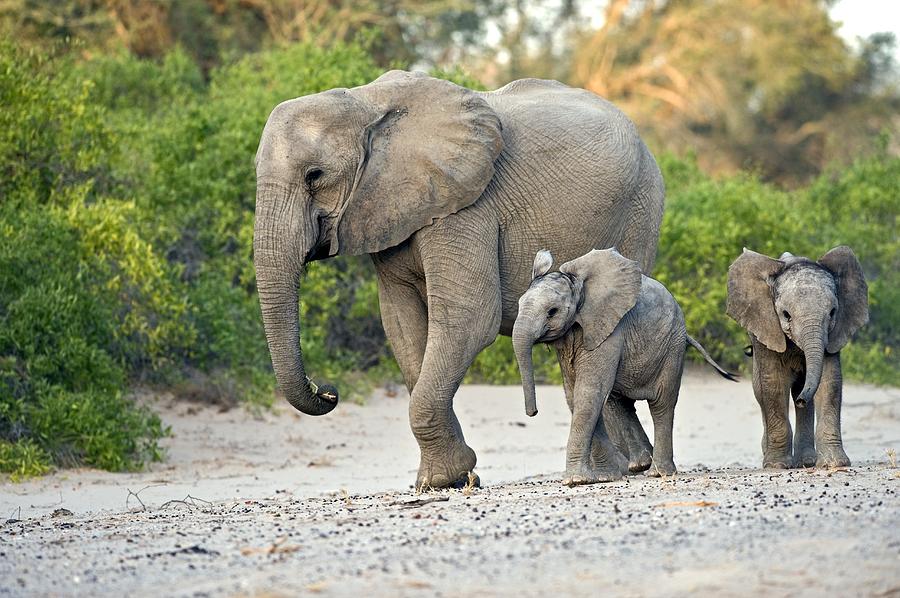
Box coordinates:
[159,494,213,510]
[389,496,450,509]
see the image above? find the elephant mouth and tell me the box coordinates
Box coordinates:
[304,214,337,262]
[305,243,331,262]
[307,378,339,404]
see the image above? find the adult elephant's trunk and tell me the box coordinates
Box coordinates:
[512,315,540,417]
[794,316,828,409]
[253,182,338,416]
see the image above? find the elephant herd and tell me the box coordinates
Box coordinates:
[252,70,868,489]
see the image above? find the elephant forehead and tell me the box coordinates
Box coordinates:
[523,274,574,304]
[257,92,369,165]
[267,91,366,131]
[775,265,836,300]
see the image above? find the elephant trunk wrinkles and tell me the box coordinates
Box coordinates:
[512,315,540,417]
[254,183,339,416]
[795,316,828,409]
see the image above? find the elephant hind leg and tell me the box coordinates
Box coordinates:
[645,351,684,477]
[603,394,652,473]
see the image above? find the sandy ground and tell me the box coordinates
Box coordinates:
[1,369,899,596]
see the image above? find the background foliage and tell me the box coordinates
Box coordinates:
[1,0,897,477]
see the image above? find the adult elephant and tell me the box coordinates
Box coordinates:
[253,70,665,489]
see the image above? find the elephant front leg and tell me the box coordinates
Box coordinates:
[751,341,794,469]
[410,316,499,490]
[564,337,624,486]
[791,373,817,468]
[373,254,428,393]
[410,213,502,490]
[814,353,850,468]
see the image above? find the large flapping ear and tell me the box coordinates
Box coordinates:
[726,249,786,352]
[559,248,642,351]
[532,250,553,280]
[331,70,503,256]
[818,246,869,353]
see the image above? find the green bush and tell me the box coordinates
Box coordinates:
[0,42,172,475]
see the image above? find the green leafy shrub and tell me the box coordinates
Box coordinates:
[0,43,172,475]
[0,439,51,481]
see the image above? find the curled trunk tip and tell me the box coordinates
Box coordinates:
[795,321,826,409]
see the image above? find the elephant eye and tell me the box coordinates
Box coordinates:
[829,308,836,319]
[305,168,324,186]
[782,309,791,321]
[548,307,558,318]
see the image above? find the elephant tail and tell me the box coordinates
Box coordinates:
[686,335,739,382]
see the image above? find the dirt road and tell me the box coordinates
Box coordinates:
[2,371,899,596]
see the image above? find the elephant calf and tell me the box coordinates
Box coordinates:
[726,246,868,469]
[513,249,736,485]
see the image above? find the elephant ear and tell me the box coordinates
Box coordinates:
[332,70,503,256]
[818,246,869,353]
[532,249,553,279]
[726,249,787,353]
[559,248,642,351]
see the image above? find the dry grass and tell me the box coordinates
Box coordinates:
[306,456,334,467]
[304,581,328,593]
[401,580,432,589]
[240,536,301,556]
[462,471,478,496]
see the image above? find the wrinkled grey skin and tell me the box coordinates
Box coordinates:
[253,70,665,489]
[513,249,736,485]
[726,246,868,469]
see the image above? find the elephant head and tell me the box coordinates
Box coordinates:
[253,71,503,415]
[726,246,868,408]
[512,248,642,416]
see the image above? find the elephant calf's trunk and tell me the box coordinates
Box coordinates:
[512,319,539,417]
[795,320,828,409]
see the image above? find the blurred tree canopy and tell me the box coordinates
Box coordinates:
[570,0,900,183]
[2,0,896,183]
[0,0,495,70]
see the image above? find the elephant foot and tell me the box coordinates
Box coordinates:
[816,445,850,469]
[762,452,793,469]
[646,460,676,478]
[795,448,818,468]
[628,449,653,474]
[563,464,623,486]
[415,438,477,490]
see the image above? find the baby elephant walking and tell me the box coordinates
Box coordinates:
[726,246,868,469]
[513,249,735,485]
